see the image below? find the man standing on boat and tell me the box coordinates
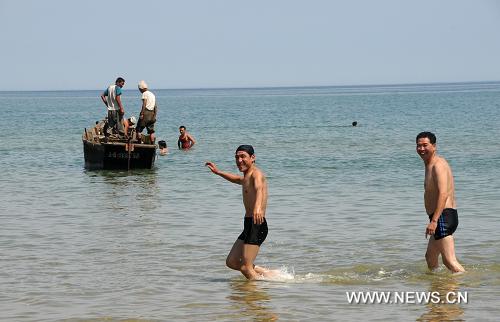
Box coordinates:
[100,77,126,135]
[136,80,157,143]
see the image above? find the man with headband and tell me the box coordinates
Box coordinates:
[206,145,272,280]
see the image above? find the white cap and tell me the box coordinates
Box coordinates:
[129,116,137,127]
[138,80,148,89]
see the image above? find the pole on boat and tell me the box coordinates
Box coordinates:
[127,138,132,171]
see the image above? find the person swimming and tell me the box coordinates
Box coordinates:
[158,140,168,155]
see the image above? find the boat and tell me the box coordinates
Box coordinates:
[82,121,157,170]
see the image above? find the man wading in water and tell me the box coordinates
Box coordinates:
[206,145,276,280]
[416,131,465,273]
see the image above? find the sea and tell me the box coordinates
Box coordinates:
[1,82,499,321]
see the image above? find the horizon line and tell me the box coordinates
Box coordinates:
[1,80,500,92]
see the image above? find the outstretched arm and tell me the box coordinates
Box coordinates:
[205,162,242,184]
[252,172,266,224]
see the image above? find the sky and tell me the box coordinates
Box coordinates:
[1,0,500,91]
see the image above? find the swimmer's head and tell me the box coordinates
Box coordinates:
[236,145,255,156]
[416,131,436,144]
[158,140,167,149]
[352,121,358,126]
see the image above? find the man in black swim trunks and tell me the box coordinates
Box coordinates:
[205,145,272,280]
[416,132,465,273]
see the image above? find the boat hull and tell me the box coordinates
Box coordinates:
[83,140,156,170]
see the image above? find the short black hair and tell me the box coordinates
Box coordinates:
[416,131,436,144]
[158,140,167,148]
[179,125,186,130]
[236,145,255,156]
[115,77,125,83]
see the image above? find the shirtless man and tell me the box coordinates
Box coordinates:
[178,126,196,149]
[205,145,271,280]
[416,132,465,273]
[158,140,168,156]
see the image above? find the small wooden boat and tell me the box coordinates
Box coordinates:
[82,121,156,170]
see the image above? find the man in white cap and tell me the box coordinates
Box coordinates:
[100,77,125,134]
[136,80,157,143]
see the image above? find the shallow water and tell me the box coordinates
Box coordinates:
[1,83,499,321]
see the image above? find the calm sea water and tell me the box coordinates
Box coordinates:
[1,83,499,321]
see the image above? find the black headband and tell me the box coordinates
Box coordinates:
[235,145,254,156]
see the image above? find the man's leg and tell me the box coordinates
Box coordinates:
[144,113,155,143]
[107,111,117,135]
[226,239,244,271]
[226,240,272,277]
[439,236,465,273]
[116,113,124,133]
[425,236,440,271]
[240,244,261,280]
[148,122,155,143]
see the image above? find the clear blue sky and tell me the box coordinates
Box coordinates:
[1,0,500,90]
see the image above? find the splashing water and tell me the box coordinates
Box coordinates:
[256,266,296,282]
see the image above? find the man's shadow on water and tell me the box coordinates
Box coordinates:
[416,275,465,322]
[227,279,279,322]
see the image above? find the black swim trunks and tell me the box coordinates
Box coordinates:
[238,217,268,246]
[429,208,459,240]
